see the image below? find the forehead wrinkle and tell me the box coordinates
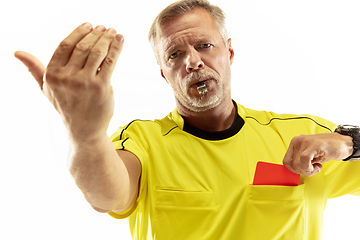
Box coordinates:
[162,30,210,54]
[163,30,193,53]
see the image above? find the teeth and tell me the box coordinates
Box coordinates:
[197,82,208,95]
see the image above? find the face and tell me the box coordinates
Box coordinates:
[158,7,234,113]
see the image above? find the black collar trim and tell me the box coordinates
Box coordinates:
[183,101,244,141]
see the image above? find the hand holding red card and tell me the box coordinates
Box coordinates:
[253,161,300,186]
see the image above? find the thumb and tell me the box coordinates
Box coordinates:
[14,51,46,90]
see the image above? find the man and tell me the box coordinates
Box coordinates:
[14,0,360,239]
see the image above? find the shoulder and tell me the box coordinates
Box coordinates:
[237,103,336,134]
[112,110,180,140]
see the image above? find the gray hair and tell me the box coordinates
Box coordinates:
[148,0,228,62]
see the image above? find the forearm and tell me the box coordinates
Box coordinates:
[68,135,131,213]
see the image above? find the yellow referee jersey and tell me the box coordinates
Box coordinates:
[109,101,360,240]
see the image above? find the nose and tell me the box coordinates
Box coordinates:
[185,49,204,73]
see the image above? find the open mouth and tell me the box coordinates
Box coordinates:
[196,81,208,95]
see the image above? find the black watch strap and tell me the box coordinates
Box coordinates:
[335,125,360,161]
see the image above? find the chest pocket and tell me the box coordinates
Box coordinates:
[244,184,306,240]
[153,189,216,240]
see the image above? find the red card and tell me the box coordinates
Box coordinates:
[253,161,300,186]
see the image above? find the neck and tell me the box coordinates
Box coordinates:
[177,98,235,132]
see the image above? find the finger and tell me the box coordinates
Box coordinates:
[312,154,326,164]
[295,150,326,177]
[66,25,107,70]
[312,163,323,174]
[302,163,322,177]
[14,51,46,89]
[299,152,316,174]
[82,28,118,74]
[48,22,93,68]
[95,34,124,80]
[283,144,298,174]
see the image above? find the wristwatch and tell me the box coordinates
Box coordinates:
[335,125,360,161]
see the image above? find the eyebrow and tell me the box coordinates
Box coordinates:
[164,44,180,56]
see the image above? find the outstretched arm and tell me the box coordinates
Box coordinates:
[15,23,141,213]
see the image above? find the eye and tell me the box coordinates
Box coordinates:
[201,43,211,48]
[169,51,180,59]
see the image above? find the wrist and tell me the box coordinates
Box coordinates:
[335,124,360,161]
[69,130,110,148]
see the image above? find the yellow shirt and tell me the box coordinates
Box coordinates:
[109,102,360,240]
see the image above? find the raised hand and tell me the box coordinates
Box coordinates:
[15,23,124,143]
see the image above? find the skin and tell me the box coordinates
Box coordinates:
[159,7,235,131]
[157,8,354,177]
[14,7,354,213]
[283,133,353,177]
[15,24,141,213]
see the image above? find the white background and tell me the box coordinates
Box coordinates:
[1,0,359,239]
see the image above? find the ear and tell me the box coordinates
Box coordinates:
[227,38,235,65]
[161,68,169,84]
